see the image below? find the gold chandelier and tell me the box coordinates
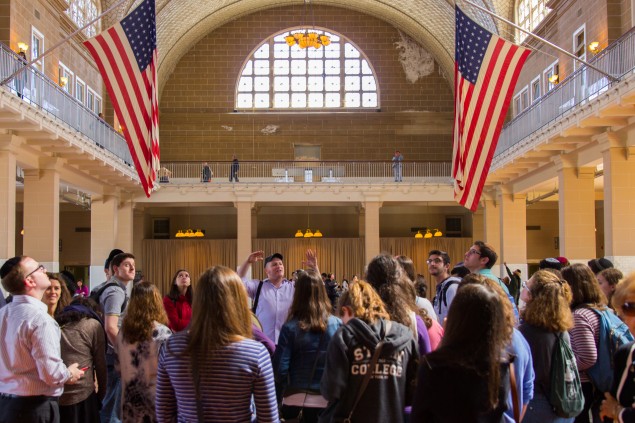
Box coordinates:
[175,204,205,238]
[284,0,330,50]
[414,228,443,239]
[294,203,323,238]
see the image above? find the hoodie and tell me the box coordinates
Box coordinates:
[319,318,419,423]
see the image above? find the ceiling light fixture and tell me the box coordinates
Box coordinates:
[176,204,205,238]
[284,0,331,49]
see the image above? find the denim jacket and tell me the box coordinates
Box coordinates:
[272,315,342,400]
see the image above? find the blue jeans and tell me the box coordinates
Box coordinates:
[100,358,121,423]
[523,392,575,423]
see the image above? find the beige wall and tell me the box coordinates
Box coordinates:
[526,203,560,261]
[159,5,454,163]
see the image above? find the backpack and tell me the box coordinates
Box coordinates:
[433,277,460,314]
[89,281,128,313]
[549,333,584,417]
[586,308,634,392]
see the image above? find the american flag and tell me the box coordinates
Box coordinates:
[84,0,159,197]
[452,7,530,211]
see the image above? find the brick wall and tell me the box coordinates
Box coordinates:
[159,5,455,162]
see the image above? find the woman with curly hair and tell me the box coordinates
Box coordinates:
[42,272,72,317]
[320,280,419,422]
[366,254,432,354]
[156,266,278,422]
[519,270,576,422]
[411,281,515,422]
[116,281,172,423]
[272,270,341,422]
[163,269,192,332]
[562,263,609,423]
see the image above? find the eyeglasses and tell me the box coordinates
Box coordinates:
[25,264,46,278]
[426,258,444,265]
[621,303,635,317]
[466,249,481,256]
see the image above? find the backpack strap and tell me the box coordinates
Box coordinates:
[251,280,264,313]
[96,281,128,313]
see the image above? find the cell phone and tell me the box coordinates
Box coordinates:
[80,366,90,371]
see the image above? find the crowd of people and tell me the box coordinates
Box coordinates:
[1,243,635,423]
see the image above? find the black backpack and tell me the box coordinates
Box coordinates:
[433,277,460,314]
[549,333,584,417]
[89,282,128,313]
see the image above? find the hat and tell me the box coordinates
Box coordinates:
[104,248,124,269]
[0,256,22,279]
[539,257,562,271]
[264,253,283,267]
[588,257,614,274]
[556,256,570,266]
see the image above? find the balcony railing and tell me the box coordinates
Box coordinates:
[158,161,452,184]
[0,43,132,164]
[496,27,635,157]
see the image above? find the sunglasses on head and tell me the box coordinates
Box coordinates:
[621,302,635,316]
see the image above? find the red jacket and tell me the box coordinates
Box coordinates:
[163,294,192,332]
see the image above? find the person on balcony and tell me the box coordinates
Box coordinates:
[392,150,403,182]
[230,155,240,182]
[201,162,212,183]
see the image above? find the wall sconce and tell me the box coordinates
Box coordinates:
[414,230,424,239]
[588,41,600,53]
[548,74,559,84]
[17,42,29,53]
[59,76,68,87]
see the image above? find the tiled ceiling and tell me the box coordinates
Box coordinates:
[108,0,515,92]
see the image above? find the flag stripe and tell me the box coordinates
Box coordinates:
[452,6,530,211]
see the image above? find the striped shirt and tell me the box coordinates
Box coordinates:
[0,295,71,396]
[156,332,279,423]
[570,307,601,383]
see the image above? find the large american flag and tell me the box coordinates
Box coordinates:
[84,0,159,197]
[452,7,530,211]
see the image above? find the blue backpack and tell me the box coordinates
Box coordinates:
[586,308,634,392]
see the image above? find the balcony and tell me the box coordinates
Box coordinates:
[495,26,635,162]
[157,160,452,185]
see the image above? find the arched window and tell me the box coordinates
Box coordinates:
[517,0,550,43]
[67,0,100,38]
[235,28,379,110]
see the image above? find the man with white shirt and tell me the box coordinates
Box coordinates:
[0,256,84,423]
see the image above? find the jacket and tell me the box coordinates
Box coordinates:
[272,315,342,401]
[163,295,192,332]
[319,318,419,422]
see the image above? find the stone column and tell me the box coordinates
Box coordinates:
[363,200,382,264]
[23,160,61,272]
[0,148,16,265]
[601,131,635,273]
[556,156,596,261]
[235,200,253,277]
[498,188,528,278]
[482,195,501,253]
[90,195,118,289]
[116,198,134,253]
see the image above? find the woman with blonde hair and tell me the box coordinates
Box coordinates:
[519,270,577,422]
[320,280,419,422]
[156,266,278,422]
[116,281,172,423]
[42,272,71,317]
[600,272,635,421]
[272,270,341,422]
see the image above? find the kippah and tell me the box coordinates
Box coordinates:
[0,257,22,279]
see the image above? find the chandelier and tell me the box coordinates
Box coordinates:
[414,228,443,239]
[294,203,323,238]
[284,0,330,50]
[175,204,205,238]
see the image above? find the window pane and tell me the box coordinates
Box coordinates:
[325,93,340,107]
[307,47,324,59]
[274,43,290,58]
[254,44,269,59]
[324,43,340,58]
[254,77,269,92]
[325,76,340,91]
[308,76,323,91]
[345,59,360,75]
[291,76,306,91]
[242,60,253,76]
[345,76,360,91]
[290,60,307,75]
[344,92,360,107]
[238,77,253,92]
[254,93,269,108]
[274,93,289,108]
[274,76,289,91]
[254,60,269,75]
[361,60,372,74]
[344,43,360,58]
[362,93,377,107]
[362,76,376,91]
[274,60,289,75]
[308,60,323,75]
[237,94,252,108]
[308,93,324,108]
[291,47,307,59]
[325,60,340,75]
[291,93,307,108]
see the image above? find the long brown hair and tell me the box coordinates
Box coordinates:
[187,266,252,355]
[441,281,512,410]
[287,270,332,332]
[521,270,574,332]
[562,263,607,309]
[121,281,169,344]
[45,272,72,317]
[338,280,389,324]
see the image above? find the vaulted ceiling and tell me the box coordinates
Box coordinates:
[107,0,516,90]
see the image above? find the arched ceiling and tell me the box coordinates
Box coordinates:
[109,0,516,93]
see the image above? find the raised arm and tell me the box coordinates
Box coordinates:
[237,251,264,279]
[303,249,320,275]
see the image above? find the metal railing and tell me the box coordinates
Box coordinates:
[496,27,635,156]
[0,43,132,164]
[158,161,452,184]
